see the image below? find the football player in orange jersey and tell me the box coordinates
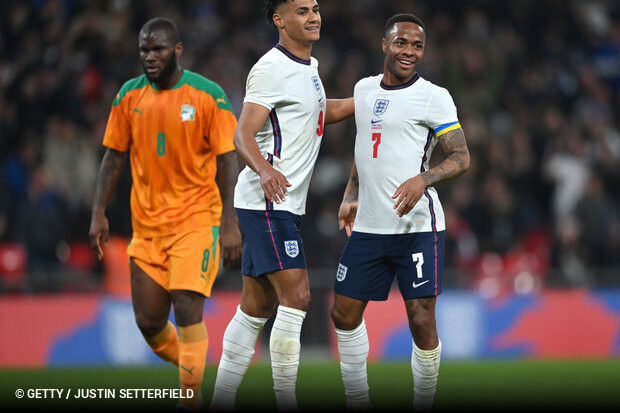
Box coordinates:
[88,17,241,410]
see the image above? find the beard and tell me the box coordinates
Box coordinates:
[144,52,177,82]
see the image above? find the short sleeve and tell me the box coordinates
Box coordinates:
[425,88,460,137]
[102,95,131,151]
[204,86,237,156]
[243,58,284,111]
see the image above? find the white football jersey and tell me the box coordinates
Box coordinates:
[234,44,326,215]
[353,73,461,234]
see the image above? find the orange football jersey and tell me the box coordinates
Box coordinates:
[103,70,237,237]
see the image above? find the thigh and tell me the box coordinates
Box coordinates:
[168,226,220,298]
[334,232,394,301]
[236,208,307,277]
[392,231,445,300]
[127,235,170,291]
[130,258,171,325]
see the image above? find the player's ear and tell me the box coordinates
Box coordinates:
[273,12,284,29]
[175,42,183,57]
[382,38,386,54]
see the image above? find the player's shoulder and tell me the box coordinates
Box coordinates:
[252,47,287,72]
[112,74,149,106]
[354,74,383,92]
[417,76,452,99]
[182,70,233,111]
[182,70,224,96]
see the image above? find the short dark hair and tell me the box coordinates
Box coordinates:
[264,0,289,26]
[384,13,425,37]
[140,17,180,43]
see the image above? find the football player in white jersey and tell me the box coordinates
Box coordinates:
[210,0,354,411]
[331,14,470,411]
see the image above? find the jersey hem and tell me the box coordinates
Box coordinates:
[351,225,447,235]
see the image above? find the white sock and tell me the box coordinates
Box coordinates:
[336,319,371,411]
[210,305,268,410]
[270,305,306,411]
[411,338,442,411]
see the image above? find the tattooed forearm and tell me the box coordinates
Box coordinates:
[344,163,359,202]
[92,148,127,215]
[420,128,470,187]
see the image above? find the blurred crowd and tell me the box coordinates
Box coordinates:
[1,0,619,292]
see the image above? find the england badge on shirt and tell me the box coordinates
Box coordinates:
[284,240,299,258]
[373,99,389,116]
[336,263,348,282]
[311,75,322,95]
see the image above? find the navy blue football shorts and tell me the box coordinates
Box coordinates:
[334,230,445,301]
[236,208,307,277]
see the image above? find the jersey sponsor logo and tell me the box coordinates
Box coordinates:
[370,119,383,124]
[373,99,389,116]
[336,263,348,282]
[180,104,196,122]
[216,98,227,104]
[284,240,299,258]
[412,280,429,288]
[133,108,143,116]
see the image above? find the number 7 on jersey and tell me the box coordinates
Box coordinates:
[372,132,381,158]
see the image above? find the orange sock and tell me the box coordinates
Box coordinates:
[178,322,208,407]
[145,321,179,366]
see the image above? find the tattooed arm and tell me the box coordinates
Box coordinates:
[392,128,470,217]
[89,148,127,260]
[338,162,360,237]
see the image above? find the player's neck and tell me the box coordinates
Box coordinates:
[382,69,416,87]
[155,66,184,90]
[278,37,313,61]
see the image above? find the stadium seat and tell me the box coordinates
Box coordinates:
[0,242,27,292]
[0,242,27,276]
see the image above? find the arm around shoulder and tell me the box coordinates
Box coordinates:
[325,97,354,125]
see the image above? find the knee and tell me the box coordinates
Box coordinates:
[409,309,435,332]
[135,314,167,338]
[280,289,311,312]
[171,291,204,326]
[330,305,360,331]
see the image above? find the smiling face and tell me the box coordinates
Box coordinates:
[273,0,321,45]
[382,21,425,84]
[139,28,182,84]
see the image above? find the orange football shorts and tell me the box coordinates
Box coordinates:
[127,226,220,297]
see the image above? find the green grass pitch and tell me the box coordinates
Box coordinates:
[1,360,619,411]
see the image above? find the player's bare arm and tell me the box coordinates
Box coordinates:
[89,148,127,260]
[338,162,359,237]
[392,127,469,217]
[217,150,242,267]
[234,102,292,204]
[325,97,354,124]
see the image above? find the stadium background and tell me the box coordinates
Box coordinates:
[0,0,619,410]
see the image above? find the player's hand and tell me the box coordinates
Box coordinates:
[88,212,109,260]
[392,175,426,217]
[338,199,358,237]
[259,164,292,204]
[220,218,242,267]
